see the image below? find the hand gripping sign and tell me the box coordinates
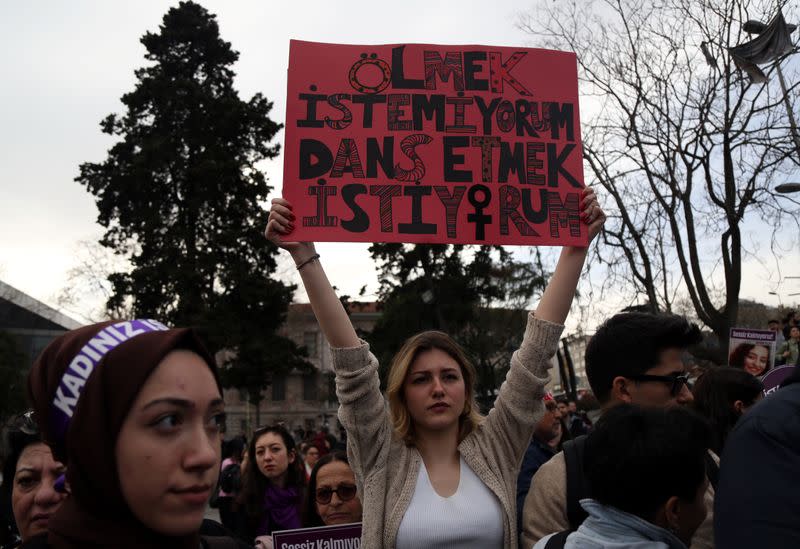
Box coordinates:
[283,40,587,247]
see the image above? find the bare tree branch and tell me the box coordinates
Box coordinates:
[520,0,800,362]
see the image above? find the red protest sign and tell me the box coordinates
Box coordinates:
[283,40,586,246]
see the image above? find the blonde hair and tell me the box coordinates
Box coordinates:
[385,331,484,446]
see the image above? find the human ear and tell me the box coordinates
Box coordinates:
[611,376,634,403]
[733,400,745,415]
[664,495,681,531]
[288,449,296,464]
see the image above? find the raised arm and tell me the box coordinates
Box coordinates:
[266,198,391,478]
[265,197,359,348]
[535,187,604,324]
[471,188,605,470]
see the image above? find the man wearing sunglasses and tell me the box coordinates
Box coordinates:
[521,312,715,549]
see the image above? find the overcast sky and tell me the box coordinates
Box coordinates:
[1,1,798,328]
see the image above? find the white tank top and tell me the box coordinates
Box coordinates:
[395,456,505,549]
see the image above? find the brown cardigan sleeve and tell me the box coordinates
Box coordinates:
[331,341,392,486]
[472,313,563,478]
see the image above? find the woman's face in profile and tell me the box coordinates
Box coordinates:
[743,345,769,376]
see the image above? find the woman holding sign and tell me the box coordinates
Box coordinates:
[266,188,604,549]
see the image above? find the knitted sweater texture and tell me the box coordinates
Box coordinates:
[331,312,563,548]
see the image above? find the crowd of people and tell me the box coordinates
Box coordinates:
[0,189,798,548]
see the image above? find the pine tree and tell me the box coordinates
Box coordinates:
[76,1,308,420]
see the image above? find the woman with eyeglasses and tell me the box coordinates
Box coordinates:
[266,188,605,548]
[237,425,304,547]
[0,421,67,549]
[305,452,362,527]
[21,320,248,549]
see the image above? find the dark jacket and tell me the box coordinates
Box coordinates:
[567,413,588,437]
[516,436,558,533]
[714,371,800,548]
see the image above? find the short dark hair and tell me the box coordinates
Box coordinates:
[585,404,710,521]
[768,319,779,325]
[222,437,245,461]
[303,442,323,456]
[585,312,702,403]
[692,367,763,454]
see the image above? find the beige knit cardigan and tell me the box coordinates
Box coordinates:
[331,312,563,549]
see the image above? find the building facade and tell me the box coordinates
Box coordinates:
[547,333,591,396]
[222,302,380,439]
[0,280,82,368]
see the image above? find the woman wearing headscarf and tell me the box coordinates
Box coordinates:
[21,319,246,549]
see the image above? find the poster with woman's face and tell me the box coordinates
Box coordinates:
[728,328,777,377]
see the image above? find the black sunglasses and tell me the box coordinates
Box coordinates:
[315,483,357,504]
[627,373,691,397]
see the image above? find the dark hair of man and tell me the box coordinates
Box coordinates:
[585,404,710,522]
[692,367,763,455]
[585,312,702,404]
[767,319,779,325]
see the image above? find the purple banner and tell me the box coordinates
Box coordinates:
[761,365,795,397]
[272,523,361,549]
[729,328,777,342]
[50,319,169,440]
